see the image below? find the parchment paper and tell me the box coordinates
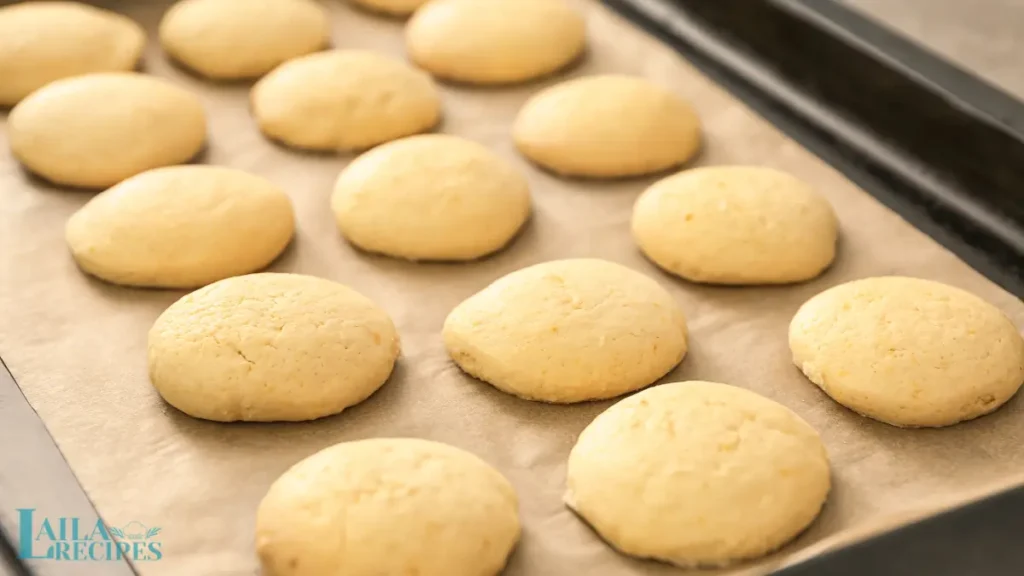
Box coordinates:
[2,1,1024,575]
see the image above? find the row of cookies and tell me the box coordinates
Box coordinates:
[150,264,1024,573]
[0,0,585,102]
[147,262,832,570]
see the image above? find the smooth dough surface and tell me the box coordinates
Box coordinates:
[332,134,531,261]
[251,50,441,151]
[443,259,688,403]
[0,2,145,106]
[566,381,831,568]
[66,166,295,288]
[148,273,400,422]
[406,0,586,85]
[8,73,206,189]
[790,276,1024,428]
[257,438,520,576]
[349,0,428,16]
[632,166,838,285]
[513,74,701,178]
[159,0,330,80]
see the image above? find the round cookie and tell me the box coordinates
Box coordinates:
[0,2,145,106]
[159,0,330,80]
[148,273,400,422]
[443,259,688,403]
[566,381,831,568]
[349,0,428,16]
[405,0,586,85]
[332,135,531,261]
[251,50,441,152]
[8,73,206,189]
[66,166,295,289]
[513,74,701,178]
[790,276,1024,428]
[632,166,838,285]
[257,438,520,576]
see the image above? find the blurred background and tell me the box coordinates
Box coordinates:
[850,0,1024,98]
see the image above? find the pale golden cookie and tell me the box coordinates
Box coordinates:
[159,0,330,80]
[632,166,838,284]
[567,381,831,568]
[790,276,1024,427]
[513,74,701,178]
[66,166,295,288]
[406,0,586,85]
[148,273,400,422]
[332,134,531,261]
[0,2,145,106]
[257,438,520,576]
[251,50,441,152]
[8,73,206,189]
[444,259,688,403]
[349,0,429,16]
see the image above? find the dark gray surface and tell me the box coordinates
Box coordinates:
[0,359,136,576]
[776,486,1024,576]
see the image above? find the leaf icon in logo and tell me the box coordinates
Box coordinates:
[145,527,161,539]
[107,526,125,539]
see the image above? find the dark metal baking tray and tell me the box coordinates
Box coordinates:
[3,0,1024,574]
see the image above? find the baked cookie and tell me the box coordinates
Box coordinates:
[8,73,206,189]
[66,166,295,288]
[566,381,831,567]
[349,0,429,17]
[443,259,688,403]
[332,134,531,261]
[0,2,145,106]
[405,0,586,85]
[159,0,330,80]
[251,50,441,152]
[513,74,701,178]
[790,276,1024,427]
[148,273,400,422]
[632,166,838,284]
[257,438,520,576]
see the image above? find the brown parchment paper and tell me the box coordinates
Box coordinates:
[2,1,1024,575]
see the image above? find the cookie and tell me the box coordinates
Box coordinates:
[632,166,838,284]
[405,0,585,85]
[512,74,701,178]
[257,438,519,576]
[8,73,206,189]
[443,259,688,403]
[66,166,295,288]
[566,381,831,568]
[148,273,400,422]
[251,50,441,152]
[0,2,145,106]
[790,276,1024,427]
[332,134,531,261]
[349,0,429,16]
[159,0,330,80]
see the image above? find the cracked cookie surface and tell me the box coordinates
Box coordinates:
[256,438,520,576]
[790,276,1024,427]
[443,258,688,403]
[566,381,830,568]
[148,273,400,422]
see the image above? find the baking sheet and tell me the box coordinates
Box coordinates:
[2,0,1024,575]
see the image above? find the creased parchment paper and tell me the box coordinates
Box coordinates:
[2,1,1024,575]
